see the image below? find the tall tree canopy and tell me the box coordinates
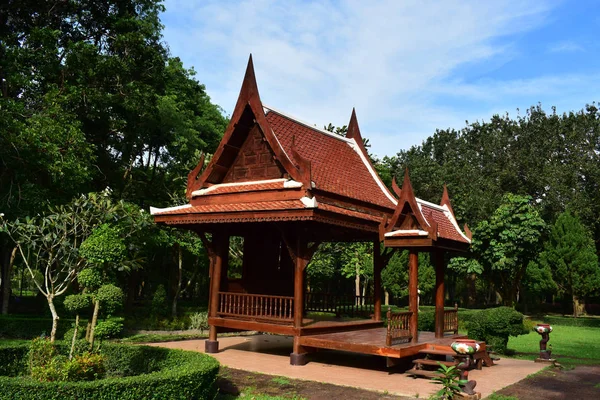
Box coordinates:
[472,194,546,307]
[0,0,227,218]
[540,211,600,317]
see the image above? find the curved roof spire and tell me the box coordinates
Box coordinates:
[346,108,369,158]
[440,184,455,218]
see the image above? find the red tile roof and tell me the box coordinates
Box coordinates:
[264,108,396,210]
[153,200,306,215]
[317,202,382,222]
[420,203,469,243]
[192,179,293,196]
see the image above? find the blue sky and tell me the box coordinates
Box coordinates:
[160,0,600,158]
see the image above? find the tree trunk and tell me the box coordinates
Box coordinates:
[1,247,17,314]
[88,299,100,350]
[384,290,389,306]
[47,295,60,343]
[69,314,80,360]
[172,244,182,317]
[467,273,477,307]
[573,295,585,318]
[125,270,139,312]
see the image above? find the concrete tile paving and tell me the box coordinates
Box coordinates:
[151,335,546,399]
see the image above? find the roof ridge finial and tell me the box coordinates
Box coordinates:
[347,107,361,141]
[401,168,414,198]
[239,53,260,103]
[391,176,402,197]
[440,183,455,217]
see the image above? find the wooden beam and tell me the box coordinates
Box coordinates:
[434,250,445,339]
[408,250,419,344]
[373,240,383,321]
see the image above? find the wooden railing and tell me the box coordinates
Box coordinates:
[386,309,413,346]
[217,292,294,322]
[304,292,374,317]
[443,304,459,334]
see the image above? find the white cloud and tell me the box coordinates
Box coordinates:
[547,40,584,53]
[161,0,588,157]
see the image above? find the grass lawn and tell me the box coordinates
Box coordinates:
[507,325,600,365]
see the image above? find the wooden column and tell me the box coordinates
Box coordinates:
[434,250,446,339]
[408,250,419,344]
[291,236,307,365]
[206,233,227,353]
[293,240,306,330]
[281,232,320,366]
[373,240,383,321]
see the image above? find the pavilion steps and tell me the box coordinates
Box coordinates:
[412,358,455,367]
[407,347,456,378]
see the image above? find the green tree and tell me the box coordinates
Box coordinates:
[540,211,600,317]
[0,191,118,341]
[340,242,373,303]
[472,194,546,307]
[0,0,227,313]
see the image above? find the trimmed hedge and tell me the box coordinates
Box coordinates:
[466,307,528,354]
[542,315,600,328]
[0,343,219,400]
[0,315,72,339]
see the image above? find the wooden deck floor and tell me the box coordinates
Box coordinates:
[210,315,382,336]
[299,327,467,359]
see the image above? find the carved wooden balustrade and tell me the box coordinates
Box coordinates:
[217,292,294,323]
[304,292,374,318]
[386,309,413,346]
[443,304,459,334]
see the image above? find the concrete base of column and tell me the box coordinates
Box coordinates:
[205,340,219,353]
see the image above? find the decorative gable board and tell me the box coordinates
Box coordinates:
[223,124,285,183]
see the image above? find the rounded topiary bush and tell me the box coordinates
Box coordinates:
[0,343,219,400]
[466,306,528,354]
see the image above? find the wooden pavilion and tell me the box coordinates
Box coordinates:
[151,56,484,369]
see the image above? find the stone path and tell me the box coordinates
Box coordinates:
[151,334,547,399]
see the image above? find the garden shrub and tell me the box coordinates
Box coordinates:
[542,315,600,328]
[94,318,124,340]
[62,352,106,381]
[188,311,209,331]
[0,315,72,339]
[418,310,435,331]
[0,343,219,400]
[466,307,528,354]
[0,342,28,377]
[27,338,106,382]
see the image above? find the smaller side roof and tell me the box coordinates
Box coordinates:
[381,170,471,252]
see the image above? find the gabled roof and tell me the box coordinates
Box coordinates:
[381,170,471,251]
[263,105,396,210]
[152,55,397,235]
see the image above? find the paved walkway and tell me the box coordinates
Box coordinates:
[151,335,546,399]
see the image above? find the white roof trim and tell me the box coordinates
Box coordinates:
[283,180,303,188]
[385,229,429,237]
[347,138,398,206]
[416,201,471,243]
[263,105,352,143]
[150,204,192,216]
[269,125,296,166]
[416,198,447,211]
[441,204,472,243]
[415,200,431,227]
[191,178,288,197]
[300,196,318,208]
